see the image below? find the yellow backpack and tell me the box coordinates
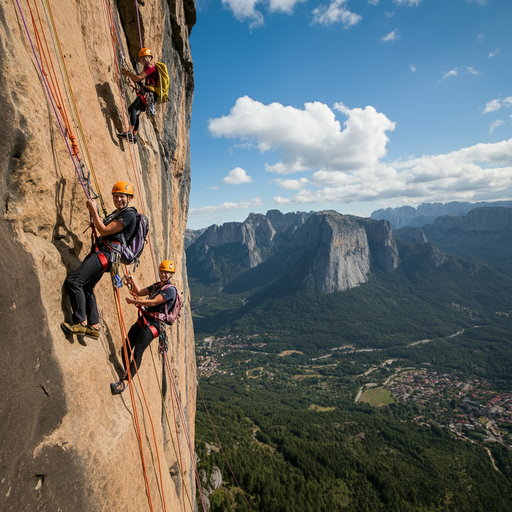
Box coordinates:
[146,62,170,104]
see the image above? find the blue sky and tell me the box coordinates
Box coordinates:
[186,0,512,229]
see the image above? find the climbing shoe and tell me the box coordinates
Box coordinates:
[84,325,100,340]
[116,131,137,144]
[61,322,87,336]
[110,380,126,395]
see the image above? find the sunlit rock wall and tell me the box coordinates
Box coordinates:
[0,0,196,510]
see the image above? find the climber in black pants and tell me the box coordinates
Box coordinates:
[111,260,176,394]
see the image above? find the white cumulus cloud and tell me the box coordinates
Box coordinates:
[441,68,458,80]
[488,48,500,58]
[440,67,480,82]
[410,64,416,73]
[381,29,399,42]
[222,167,253,185]
[222,0,306,27]
[273,139,512,206]
[274,177,310,190]
[466,66,480,76]
[208,96,396,175]
[269,0,306,12]
[483,99,502,114]
[311,0,362,27]
[222,0,264,26]
[483,97,512,114]
[189,197,263,214]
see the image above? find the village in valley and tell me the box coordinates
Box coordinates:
[197,333,512,450]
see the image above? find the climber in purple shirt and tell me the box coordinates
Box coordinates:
[110,260,177,395]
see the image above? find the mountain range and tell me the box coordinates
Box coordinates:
[187,204,512,298]
[370,200,512,228]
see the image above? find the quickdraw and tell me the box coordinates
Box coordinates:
[77,158,102,205]
[111,252,123,288]
[158,329,168,354]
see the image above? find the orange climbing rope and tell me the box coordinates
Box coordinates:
[163,351,209,512]
[25,0,77,154]
[41,0,107,214]
[149,349,196,512]
[114,287,169,512]
[113,288,157,512]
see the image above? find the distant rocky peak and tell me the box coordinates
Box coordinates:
[371,200,512,228]
[187,209,400,294]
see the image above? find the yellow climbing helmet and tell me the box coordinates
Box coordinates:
[139,48,153,59]
[159,260,175,273]
[111,181,134,196]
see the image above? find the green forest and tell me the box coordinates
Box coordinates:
[192,239,512,511]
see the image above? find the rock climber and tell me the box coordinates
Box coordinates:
[110,260,177,394]
[117,48,158,144]
[61,181,137,339]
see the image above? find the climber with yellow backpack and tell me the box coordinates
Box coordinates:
[117,48,169,144]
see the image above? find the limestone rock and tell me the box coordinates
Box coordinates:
[187,210,398,294]
[0,1,196,511]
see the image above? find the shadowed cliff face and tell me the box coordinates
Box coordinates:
[409,207,512,261]
[0,1,195,511]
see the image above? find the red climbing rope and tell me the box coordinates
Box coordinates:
[114,287,169,512]
[135,0,144,49]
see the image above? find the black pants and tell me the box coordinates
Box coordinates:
[128,96,145,132]
[122,318,159,379]
[66,252,111,324]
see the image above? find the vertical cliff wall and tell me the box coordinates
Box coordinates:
[0,0,196,510]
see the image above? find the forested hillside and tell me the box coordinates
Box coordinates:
[191,214,512,511]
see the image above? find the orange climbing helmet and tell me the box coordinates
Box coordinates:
[159,260,175,273]
[111,181,134,196]
[139,48,153,59]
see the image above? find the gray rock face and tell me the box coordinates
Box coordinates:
[365,219,400,272]
[187,210,399,294]
[393,226,428,244]
[188,210,312,271]
[421,207,512,259]
[371,201,512,228]
[298,212,372,293]
[185,228,207,249]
